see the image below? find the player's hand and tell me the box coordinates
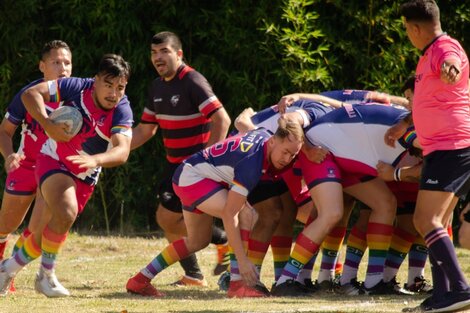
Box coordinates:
[303,145,329,164]
[67,154,99,169]
[441,62,461,84]
[43,119,73,142]
[277,94,300,114]
[384,121,407,148]
[238,257,259,287]
[376,161,394,181]
[4,153,25,173]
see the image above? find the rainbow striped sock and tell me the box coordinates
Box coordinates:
[12,228,32,255]
[383,227,414,282]
[8,234,41,274]
[142,238,189,279]
[229,229,250,281]
[247,238,270,279]
[0,232,8,259]
[340,226,367,286]
[318,226,346,283]
[271,236,292,281]
[407,235,428,285]
[277,233,320,285]
[41,226,68,271]
[364,222,393,288]
[296,250,318,283]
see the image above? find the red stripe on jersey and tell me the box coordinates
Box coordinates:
[158,116,210,129]
[178,66,194,79]
[167,155,187,163]
[163,133,210,150]
[201,100,223,117]
[141,111,158,123]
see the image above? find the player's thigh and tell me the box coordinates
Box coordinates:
[40,173,78,218]
[27,191,51,234]
[0,192,35,231]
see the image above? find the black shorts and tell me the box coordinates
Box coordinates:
[420,147,470,198]
[248,179,289,206]
[157,162,183,213]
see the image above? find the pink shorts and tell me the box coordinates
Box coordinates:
[298,151,375,189]
[5,161,37,195]
[35,154,94,215]
[173,178,224,213]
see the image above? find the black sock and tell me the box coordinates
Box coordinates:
[179,254,204,279]
[211,224,227,245]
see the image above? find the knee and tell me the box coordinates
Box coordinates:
[256,204,282,227]
[156,207,178,231]
[186,236,211,252]
[319,207,343,226]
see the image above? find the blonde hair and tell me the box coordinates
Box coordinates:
[275,116,304,143]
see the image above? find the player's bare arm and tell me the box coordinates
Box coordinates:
[130,123,158,150]
[0,119,24,172]
[21,82,71,142]
[206,107,231,147]
[67,132,131,169]
[220,190,258,287]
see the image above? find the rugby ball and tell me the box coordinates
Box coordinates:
[49,106,83,136]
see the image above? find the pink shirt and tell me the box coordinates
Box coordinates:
[413,35,470,156]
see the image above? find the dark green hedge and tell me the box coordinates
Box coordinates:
[0,0,468,234]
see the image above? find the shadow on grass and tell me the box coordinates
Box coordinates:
[100,288,226,300]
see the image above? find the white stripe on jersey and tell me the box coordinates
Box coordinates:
[198,95,218,111]
[156,112,203,121]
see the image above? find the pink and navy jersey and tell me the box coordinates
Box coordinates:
[305,104,416,172]
[5,78,61,165]
[320,89,372,104]
[413,34,470,155]
[247,99,334,134]
[41,77,133,185]
[173,129,273,197]
[140,64,224,164]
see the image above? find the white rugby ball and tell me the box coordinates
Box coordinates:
[49,106,83,136]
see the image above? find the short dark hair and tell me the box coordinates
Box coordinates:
[97,54,131,81]
[151,31,182,51]
[41,40,71,60]
[400,0,440,23]
[401,75,416,93]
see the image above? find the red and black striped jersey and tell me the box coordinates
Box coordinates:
[141,64,224,164]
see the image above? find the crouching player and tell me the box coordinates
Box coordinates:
[126,117,304,298]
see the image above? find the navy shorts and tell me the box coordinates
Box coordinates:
[420,146,470,198]
[248,179,289,206]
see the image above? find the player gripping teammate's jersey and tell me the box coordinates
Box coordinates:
[41,77,133,185]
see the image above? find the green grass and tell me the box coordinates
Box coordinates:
[1,233,470,313]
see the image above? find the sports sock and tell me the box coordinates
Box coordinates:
[383,227,414,282]
[276,233,320,285]
[0,233,8,259]
[271,235,292,282]
[296,250,318,284]
[247,238,270,280]
[142,238,189,279]
[340,225,367,286]
[8,234,41,274]
[317,226,346,283]
[40,226,68,271]
[179,254,204,280]
[12,228,32,255]
[425,227,468,292]
[407,235,428,285]
[428,250,450,298]
[364,222,393,289]
[211,224,228,245]
[229,229,249,281]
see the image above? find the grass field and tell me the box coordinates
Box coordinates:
[1,233,470,313]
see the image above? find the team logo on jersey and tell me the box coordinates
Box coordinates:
[97,115,106,126]
[170,95,180,106]
[7,180,16,190]
[240,141,254,152]
[327,167,336,178]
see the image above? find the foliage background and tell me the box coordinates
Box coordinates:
[0,0,469,233]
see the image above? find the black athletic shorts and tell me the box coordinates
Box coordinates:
[248,179,289,206]
[420,146,470,198]
[157,162,183,213]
